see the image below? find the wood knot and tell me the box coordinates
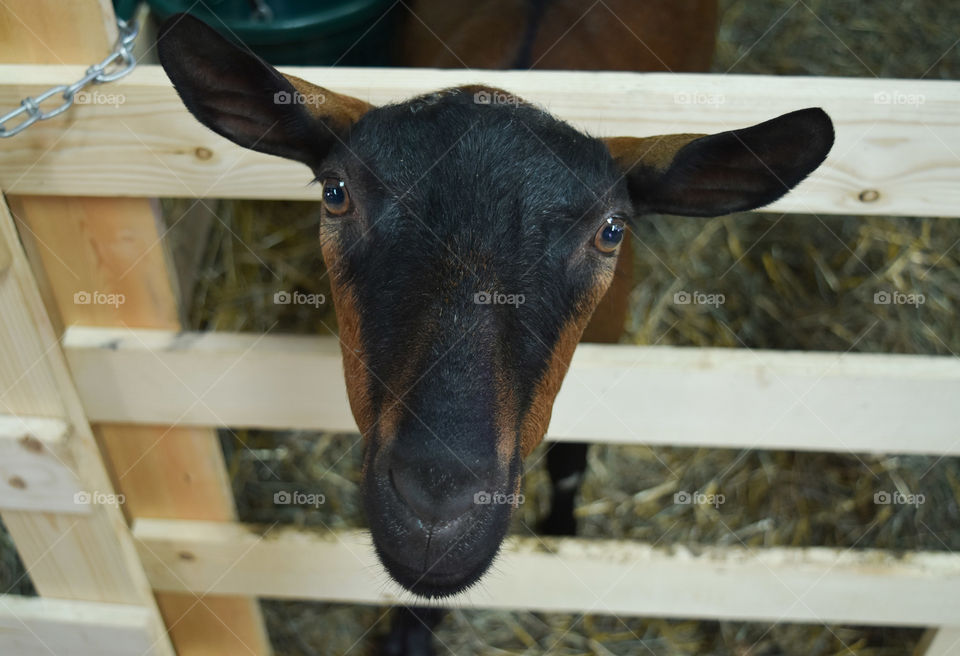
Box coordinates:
[178,551,196,562]
[19,435,44,453]
[858,189,880,203]
[8,476,27,490]
[194,147,213,161]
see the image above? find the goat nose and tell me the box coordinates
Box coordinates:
[389,461,485,524]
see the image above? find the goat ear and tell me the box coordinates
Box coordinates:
[605,108,834,217]
[157,13,372,170]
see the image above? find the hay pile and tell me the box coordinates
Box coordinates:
[2,0,959,654]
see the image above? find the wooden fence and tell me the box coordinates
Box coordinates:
[0,1,958,655]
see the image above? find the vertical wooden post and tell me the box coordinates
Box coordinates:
[1,2,271,654]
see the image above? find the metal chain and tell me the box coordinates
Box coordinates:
[0,18,139,138]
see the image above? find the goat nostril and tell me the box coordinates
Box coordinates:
[389,465,479,524]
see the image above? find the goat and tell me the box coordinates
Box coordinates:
[157,9,833,654]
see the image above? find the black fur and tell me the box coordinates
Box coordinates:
[157,14,335,168]
[627,108,835,216]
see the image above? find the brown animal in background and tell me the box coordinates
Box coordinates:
[401,0,717,72]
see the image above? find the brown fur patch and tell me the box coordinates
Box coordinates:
[332,283,375,437]
[494,366,520,469]
[518,264,616,456]
[401,0,717,72]
[518,316,588,457]
[604,133,704,175]
[376,397,405,449]
[582,237,634,343]
[282,73,373,133]
[321,231,375,438]
[528,0,717,72]
[373,328,436,447]
[400,0,529,68]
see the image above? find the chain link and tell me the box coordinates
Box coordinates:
[0,18,139,138]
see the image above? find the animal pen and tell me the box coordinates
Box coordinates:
[0,1,958,655]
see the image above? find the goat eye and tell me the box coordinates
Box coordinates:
[322,179,350,215]
[594,216,625,253]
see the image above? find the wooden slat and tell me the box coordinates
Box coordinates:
[0,415,88,514]
[0,414,64,441]
[0,594,168,656]
[0,1,116,63]
[0,194,172,652]
[64,326,960,455]
[10,185,271,656]
[0,67,958,217]
[133,518,960,627]
[6,196,180,330]
[98,424,237,522]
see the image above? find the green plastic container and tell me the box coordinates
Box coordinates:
[146,0,397,65]
[113,0,142,21]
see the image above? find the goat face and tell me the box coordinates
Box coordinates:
[158,14,834,597]
[322,90,630,596]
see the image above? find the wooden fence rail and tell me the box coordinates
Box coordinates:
[0,594,169,656]
[63,326,960,455]
[0,67,958,217]
[133,518,960,627]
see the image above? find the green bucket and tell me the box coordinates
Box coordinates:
[145,0,398,65]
